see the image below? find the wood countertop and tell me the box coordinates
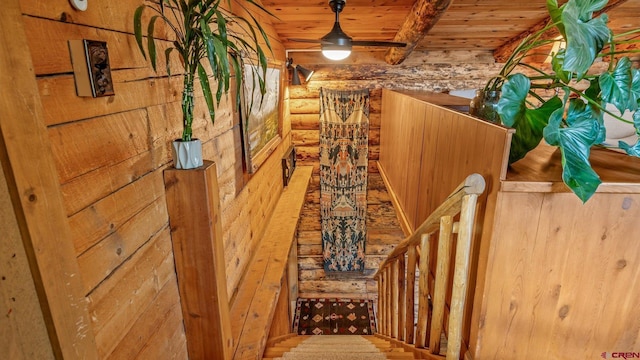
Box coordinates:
[504,142,640,194]
[390,89,472,107]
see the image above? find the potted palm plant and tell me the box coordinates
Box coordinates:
[480,0,640,202]
[134,0,273,169]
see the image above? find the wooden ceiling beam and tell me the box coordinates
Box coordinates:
[385,0,453,65]
[493,0,630,63]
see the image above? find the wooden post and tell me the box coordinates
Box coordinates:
[0,0,99,358]
[379,271,386,334]
[430,216,453,354]
[391,260,399,339]
[405,247,417,345]
[288,241,299,321]
[164,162,233,360]
[397,254,406,342]
[386,266,393,336]
[447,194,479,360]
[415,234,431,348]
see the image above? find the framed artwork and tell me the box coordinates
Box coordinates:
[240,62,283,173]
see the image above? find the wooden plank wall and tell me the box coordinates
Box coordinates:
[477,191,640,359]
[0,155,55,360]
[291,51,502,300]
[378,90,512,231]
[12,0,288,358]
[377,89,513,354]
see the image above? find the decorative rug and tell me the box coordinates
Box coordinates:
[319,88,370,272]
[293,298,376,335]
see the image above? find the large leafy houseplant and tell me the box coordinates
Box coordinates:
[483,0,640,202]
[134,0,273,168]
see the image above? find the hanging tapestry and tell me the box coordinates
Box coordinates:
[319,88,369,272]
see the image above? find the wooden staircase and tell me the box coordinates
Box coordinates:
[263,335,418,359]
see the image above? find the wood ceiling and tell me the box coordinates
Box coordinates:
[262,0,640,62]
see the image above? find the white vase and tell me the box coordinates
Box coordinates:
[171,139,204,169]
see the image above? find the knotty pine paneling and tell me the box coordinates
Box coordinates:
[477,192,640,359]
[17,0,287,357]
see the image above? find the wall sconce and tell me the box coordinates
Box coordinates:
[286,58,314,85]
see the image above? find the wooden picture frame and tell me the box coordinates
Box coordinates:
[240,61,283,174]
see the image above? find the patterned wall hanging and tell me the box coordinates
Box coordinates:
[319,88,369,272]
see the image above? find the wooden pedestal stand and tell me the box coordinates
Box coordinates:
[164,161,232,360]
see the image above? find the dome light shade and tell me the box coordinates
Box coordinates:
[322,49,351,61]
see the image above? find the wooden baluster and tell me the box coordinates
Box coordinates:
[430,215,453,354]
[447,194,479,360]
[379,270,386,335]
[386,266,392,336]
[415,234,431,348]
[376,274,381,333]
[398,254,406,342]
[391,259,399,339]
[405,246,417,345]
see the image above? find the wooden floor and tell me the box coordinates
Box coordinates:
[296,173,406,300]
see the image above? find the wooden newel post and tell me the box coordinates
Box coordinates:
[164,161,233,360]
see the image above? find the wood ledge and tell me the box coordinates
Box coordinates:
[230,166,313,360]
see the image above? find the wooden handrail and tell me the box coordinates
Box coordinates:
[375,173,485,276]
[374,173,486,360]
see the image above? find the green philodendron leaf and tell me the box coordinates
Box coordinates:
[497,74,564,163]
[496,73,530,127]
[584,78,601,101]
[619,140,640,157]
[551,48,572,83]
[628,67,640,112]
[599,56,632,114]
[197,62,216,124]
[133,5,146,59]
[511,96,563,164]
[562,0,611,78]
[547,0,566,38]
[543,99,603,202]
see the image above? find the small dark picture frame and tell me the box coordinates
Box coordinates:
[282,145,296,186]
[68,39,115,97]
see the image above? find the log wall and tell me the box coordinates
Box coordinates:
[8,0,288,358]
[291,51,503,300]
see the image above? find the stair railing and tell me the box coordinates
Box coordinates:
[374,173,485,360]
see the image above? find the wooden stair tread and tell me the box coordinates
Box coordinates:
[262,335,418,360]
